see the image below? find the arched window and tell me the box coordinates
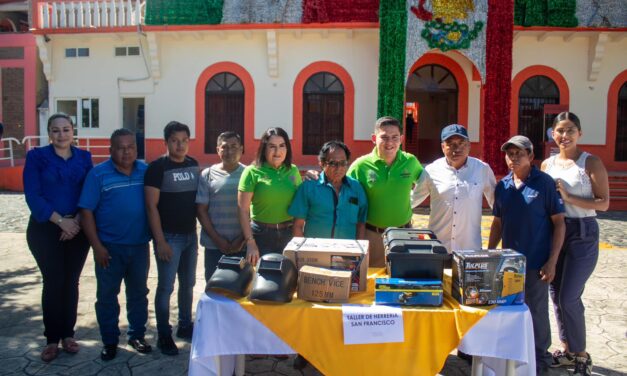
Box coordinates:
[302,72,344,155]
[518,75,559,159]
[616,82,627,161]
[205,72,244,154]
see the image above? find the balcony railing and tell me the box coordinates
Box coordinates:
[36,0,145,30]
[0,138,20,167]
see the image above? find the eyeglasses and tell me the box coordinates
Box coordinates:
[325,160,349,168]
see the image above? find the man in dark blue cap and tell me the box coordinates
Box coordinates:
[412,124,496,363]
[412,124,496,254]
[489,135,565,376]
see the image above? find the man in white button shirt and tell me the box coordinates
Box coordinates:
[412,124,496,254]
[412,124,496,363]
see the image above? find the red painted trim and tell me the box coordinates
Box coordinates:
[450,50,482,81]
[478,85,485,159]
[407,53,470,129]
[33,22,379,34]
[513,26,627,32]
[510,65,570,136]
[604,70,627,171]
[0,34,37,47]
[0,166,24,191]
[144,22,379,31]
[0,34,38,138]
[32,26,138,35]
[188,62,255,166]
[292,61,355,166]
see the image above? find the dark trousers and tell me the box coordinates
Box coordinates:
[95,242,149,345]
[525,269,553,370]
[251,221,293,256]
[550,217,599,353]
[26,217,90,344]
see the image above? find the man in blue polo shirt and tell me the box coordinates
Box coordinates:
[79,128,152,361]
[289,140,368,240]
[488,135,565,376]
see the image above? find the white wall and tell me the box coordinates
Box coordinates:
[47,29,380,142]
[49,33,152,138]
[513,35,627,145]
[45,29,626,148]
[150,29,379,140]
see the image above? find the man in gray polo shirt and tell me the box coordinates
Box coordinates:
[196,131,246,281]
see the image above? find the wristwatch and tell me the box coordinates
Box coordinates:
[57,217,64,225]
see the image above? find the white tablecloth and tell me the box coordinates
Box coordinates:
[189,293,535,376]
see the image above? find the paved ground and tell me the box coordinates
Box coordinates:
[0,192,625,376]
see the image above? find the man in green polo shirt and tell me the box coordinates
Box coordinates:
[347,116,423,267]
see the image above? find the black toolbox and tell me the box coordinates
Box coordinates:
[383,228,450,280]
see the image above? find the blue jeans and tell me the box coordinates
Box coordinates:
[154,232,198,336]
[95,243,149,346]
[204,248,246,282]
[251,221,293,256]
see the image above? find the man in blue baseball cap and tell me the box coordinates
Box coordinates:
[412,124,496,254]
[412,123,496,363]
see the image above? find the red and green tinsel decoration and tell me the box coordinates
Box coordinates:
[483,0,513,175]
[376,0,407,123]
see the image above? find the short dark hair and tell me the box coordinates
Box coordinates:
[375,116,402,134]
[110,128,135,145]
[217,131,242,146]
[553,111,581,131]
[163,121,190,140]
[254,127,292,168]
[318,140,351,163]
[47,113,74,131]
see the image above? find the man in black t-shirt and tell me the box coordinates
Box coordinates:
[144,121,199,356]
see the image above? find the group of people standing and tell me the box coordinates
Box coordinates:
[23,112,607,376]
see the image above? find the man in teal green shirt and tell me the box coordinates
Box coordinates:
[289,141,368,240]
[347,116,423,267]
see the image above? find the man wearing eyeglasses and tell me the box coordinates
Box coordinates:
[288,140,368,371]
[289,140,368,240]
[347,116,423,267]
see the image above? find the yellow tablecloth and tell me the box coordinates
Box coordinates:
[237,268,492,376]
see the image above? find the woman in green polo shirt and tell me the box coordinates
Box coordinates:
[238,127,302,265]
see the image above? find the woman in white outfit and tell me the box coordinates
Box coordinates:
[541,112,609,376]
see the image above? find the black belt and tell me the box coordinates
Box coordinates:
[365,222,412,234]
[252,220,293,230]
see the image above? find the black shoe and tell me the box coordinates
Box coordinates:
[157,335,179,356]
[293,354,309,370]
[573,354,592,376]
[176,325,193,340]
[100,344,117,361]
[127,338,152,353]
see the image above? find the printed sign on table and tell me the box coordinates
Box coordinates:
[341,304,404,345]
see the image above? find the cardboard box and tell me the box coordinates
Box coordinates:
[297,266,352,303]
[375,278,443,307]
[452,249,526,306]
[283,237,369,292]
